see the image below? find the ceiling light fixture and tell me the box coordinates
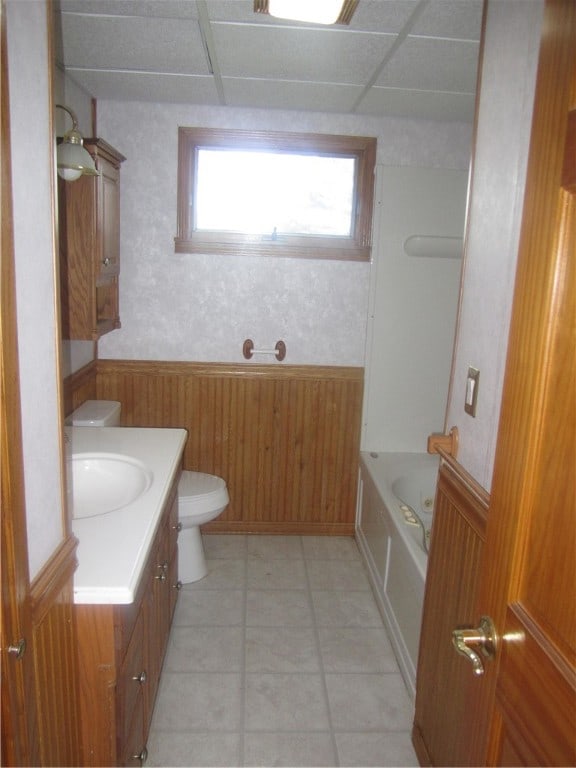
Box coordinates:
[55,104,99,182]
[254,0,358,26]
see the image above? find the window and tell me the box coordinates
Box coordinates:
[175,128,376,261]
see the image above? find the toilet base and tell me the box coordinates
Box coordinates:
[178,525,208,583]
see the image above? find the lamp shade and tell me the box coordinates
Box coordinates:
[57,140,98,181]
[55,104,99,181]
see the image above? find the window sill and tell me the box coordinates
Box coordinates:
[174,237,371,262]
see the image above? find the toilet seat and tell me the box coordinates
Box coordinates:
[178,471,229,517]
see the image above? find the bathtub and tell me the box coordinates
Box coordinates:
[355,451,439,699]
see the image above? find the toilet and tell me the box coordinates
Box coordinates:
[66,398,121,427]
[68,399,230,583]
[177,470,229,583]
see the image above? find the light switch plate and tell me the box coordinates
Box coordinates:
[465,366,480,417]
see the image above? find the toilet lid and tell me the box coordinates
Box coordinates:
[178,471,229,515]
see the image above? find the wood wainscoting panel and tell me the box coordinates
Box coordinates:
[29,535,82,766]
[63,358,97,418]
[412,458,489,766]
[96,360,363,535]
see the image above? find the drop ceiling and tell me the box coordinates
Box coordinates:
[57,0,483,122]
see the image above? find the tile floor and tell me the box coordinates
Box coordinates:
[147,535,419,767]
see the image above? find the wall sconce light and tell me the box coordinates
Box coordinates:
[55,104,99,182]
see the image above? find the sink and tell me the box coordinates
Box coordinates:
[67,452,153,519]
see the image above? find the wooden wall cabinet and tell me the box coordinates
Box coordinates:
[75,476,181,767]
[59,138,125,340]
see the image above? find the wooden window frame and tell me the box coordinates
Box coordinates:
[175,127,376,261]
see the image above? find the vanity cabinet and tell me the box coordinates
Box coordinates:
[59,138,125,340]
[75,474,181,767]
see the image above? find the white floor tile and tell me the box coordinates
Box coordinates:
[306,559,372,591]
[325,673,414,732]
[147,730,241,767]
[335,731,419,767]
[243,732,336,767]
[202,533,247,559]
[152,672,242,731]
[150,535,418,768]
[246,589,313,626]
[245,626,320,673]
[311,590,383,627]
[188,558,245,590]
[302,535,361,561]
[245,673,331,731]
[247,534,304,560]
[173,588,245,626]
[165,625,244,672]
[247,558,308,590]
[318,626,399,673]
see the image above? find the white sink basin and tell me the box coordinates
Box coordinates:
[67,452,153,519]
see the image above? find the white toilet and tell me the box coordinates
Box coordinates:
[177,470,229,583]
[68,399,230,583]
[67,398,121,427]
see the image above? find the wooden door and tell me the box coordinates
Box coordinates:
[413,0,576,765]
[0,2,38,763]
[414,1,575,765]
[471,0,576,762]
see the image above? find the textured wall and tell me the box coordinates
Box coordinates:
[445,0,544,491]
[7,1,64,579]
[95,102,471,367]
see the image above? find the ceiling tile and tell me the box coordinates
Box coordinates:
[348,0,423,32]
[61,13,208,74]
[357,86,476,121]
[375,36,479,92]
[222,77,362,112]
[65,68,221,104]
[59,1,199,18]
[57,0,483,122]
[412,0,483,40]
[212,23,395,84]
[207,0,420,33]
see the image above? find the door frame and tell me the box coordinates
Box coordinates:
[1,1,38,763]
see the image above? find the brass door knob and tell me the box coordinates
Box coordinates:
[452,616,497,676]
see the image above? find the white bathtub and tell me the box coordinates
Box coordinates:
[355,451,439,698]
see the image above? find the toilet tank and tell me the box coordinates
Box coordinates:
[67,400,121,427]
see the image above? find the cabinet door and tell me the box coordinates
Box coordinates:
[97,155,120,281]
[59,138,124,340]
[119,694,146,768]
[167,491,181,622]
[117,609,146,758]
[144,530,169,727]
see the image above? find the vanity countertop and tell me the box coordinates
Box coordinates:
[66,426,187,604]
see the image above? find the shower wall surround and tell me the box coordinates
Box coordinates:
[362,166,469,453]
[95,102,472,366]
